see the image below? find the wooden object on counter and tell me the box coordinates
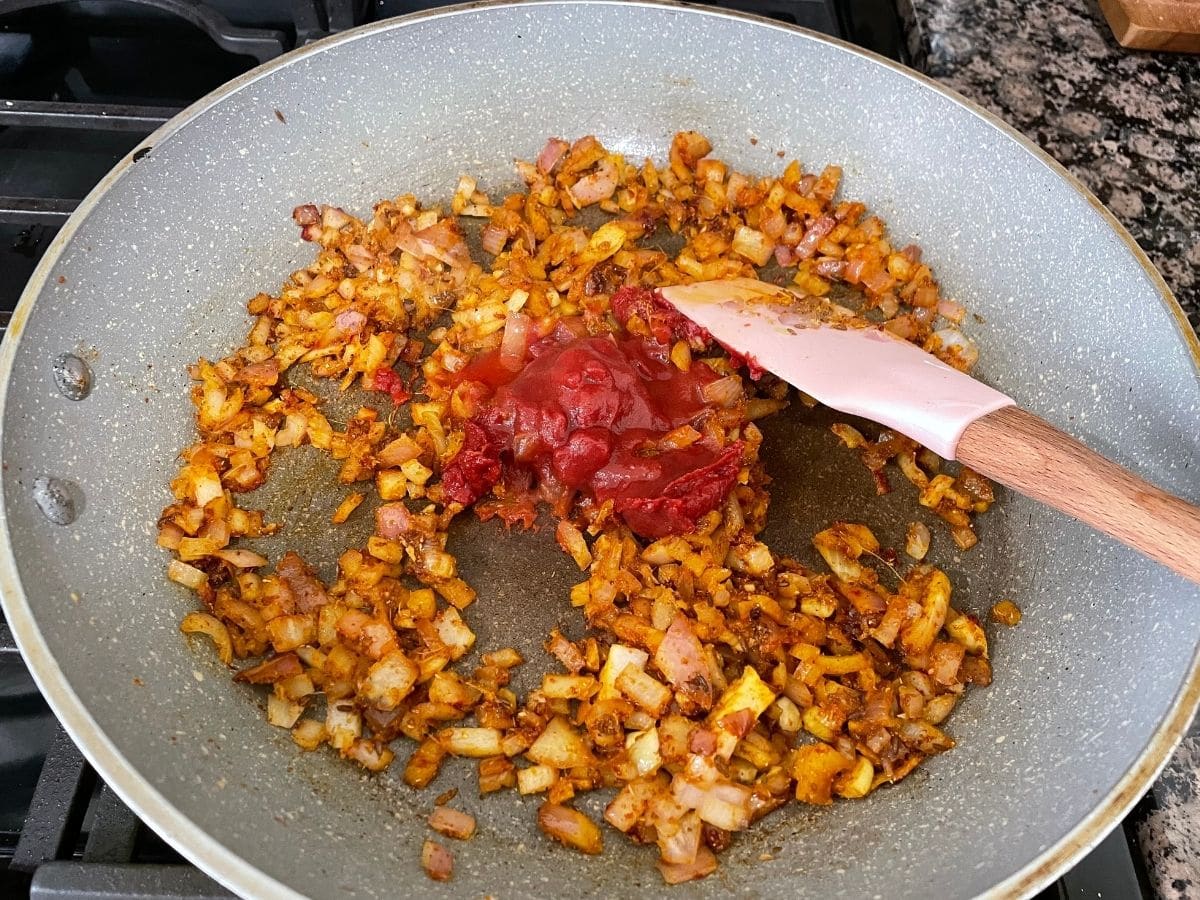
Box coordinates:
[1098,0,1200,52]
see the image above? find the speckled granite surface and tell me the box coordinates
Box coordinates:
[900,0,1200,337]
[899,1,1200,896]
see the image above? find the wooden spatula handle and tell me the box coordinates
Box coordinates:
[957,406,1200,585]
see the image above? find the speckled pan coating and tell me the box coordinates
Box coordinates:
[0,2,1197,898]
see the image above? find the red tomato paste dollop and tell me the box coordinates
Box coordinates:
[442,312,743,538]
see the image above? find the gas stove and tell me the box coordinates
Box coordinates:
[0,1,1160,898]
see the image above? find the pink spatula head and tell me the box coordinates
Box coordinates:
[657,278,1200,586]
[657,278,1013,460]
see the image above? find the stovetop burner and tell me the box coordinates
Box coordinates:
[0,1,1158,898]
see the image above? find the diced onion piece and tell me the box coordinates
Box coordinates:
[604,779,653,832]
[924,693,958,725]
[658,845,718,885]
[537,137,569,174]
[168,560,208,591]
[790,744,852,805]
[625,728,662,777]
[899,568,952,658]
[944,608,989,657]
[990,599,1023,626]
[330,492,364,524]
[360,650,419,710]
[937,298,966,323]
[422,839,454,882]
[179,612,231,664]
[526,716,591,768]
[772,697,802,734]
[598,644,648,701]
[429,806,476,840]
[701,375,742,408]
[517,764,558,795]
[480,223,508,255]
[214,547,267,568]
[541,674,598,700]
[265,614,316,653]
[438,727,504,758]
[658,810,702,865]
[291,718,326,751]
[928,327,979,370]
[326,701,361,751]
[433,608,475,661]
[537,803,603,855]
[404,738,446,788]
[708,666,776,760]
[654,614,712,714]
[834,756,874,799]
[499,312,533,372]
[930,641,965,685]
[345,739,395,772]
[616,665,673,717]
[334,309,366,333]
[905,522,931,560]
[267,694,304,729]
[696,791,750,831]
[830,422,866,449]
[568,159,618,207]
[731,226,775,266]
[555,520,592,570]
[377,435,422,468]
[481,647,523,668]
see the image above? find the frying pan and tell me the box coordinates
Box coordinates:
[2,2,1198,897]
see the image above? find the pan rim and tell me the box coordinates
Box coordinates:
[0,2,1196,898]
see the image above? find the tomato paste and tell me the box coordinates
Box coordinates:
[442,313,742,538]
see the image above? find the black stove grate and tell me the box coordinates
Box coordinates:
[0,1,1158,898]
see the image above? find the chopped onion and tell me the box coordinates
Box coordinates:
[861,267,895,295]
[537,802,603,855]
[499,312,533,372]
[814,258,847,278]
[731,226,775,266]
[653,614,709,698]
[179,611,231,663]
[214,547,267,568]
[413,219,469,268]
[267,694,304,729]
[321,205,352,229]
[429,806,476,840]
[480,223,508,255]
[604,780,650,832]
[167,559,208,591]
[773,244,798,267]
[344,244,374,273]
[937,298,966,323]
[658,845,718,885]
[658,810,702,865]
[569,159,618,207]
[930,327,980,369]
[701,375,743,408]
[905,522,931,560]
[375,503,413,540]
[421,840,454,882]
[537,138,569,174]
[292,204,319,226]
[795,215,835,260]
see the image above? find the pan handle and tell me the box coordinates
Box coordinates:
[957,406,1200,586]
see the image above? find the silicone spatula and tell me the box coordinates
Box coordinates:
[658,277,1200,585]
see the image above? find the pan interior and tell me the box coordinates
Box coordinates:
[2,3,1199,898]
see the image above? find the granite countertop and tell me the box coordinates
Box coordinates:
[901,0,1199,336]
[899,1,1200,896]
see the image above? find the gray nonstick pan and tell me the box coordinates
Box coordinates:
[1,2,1198,897]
